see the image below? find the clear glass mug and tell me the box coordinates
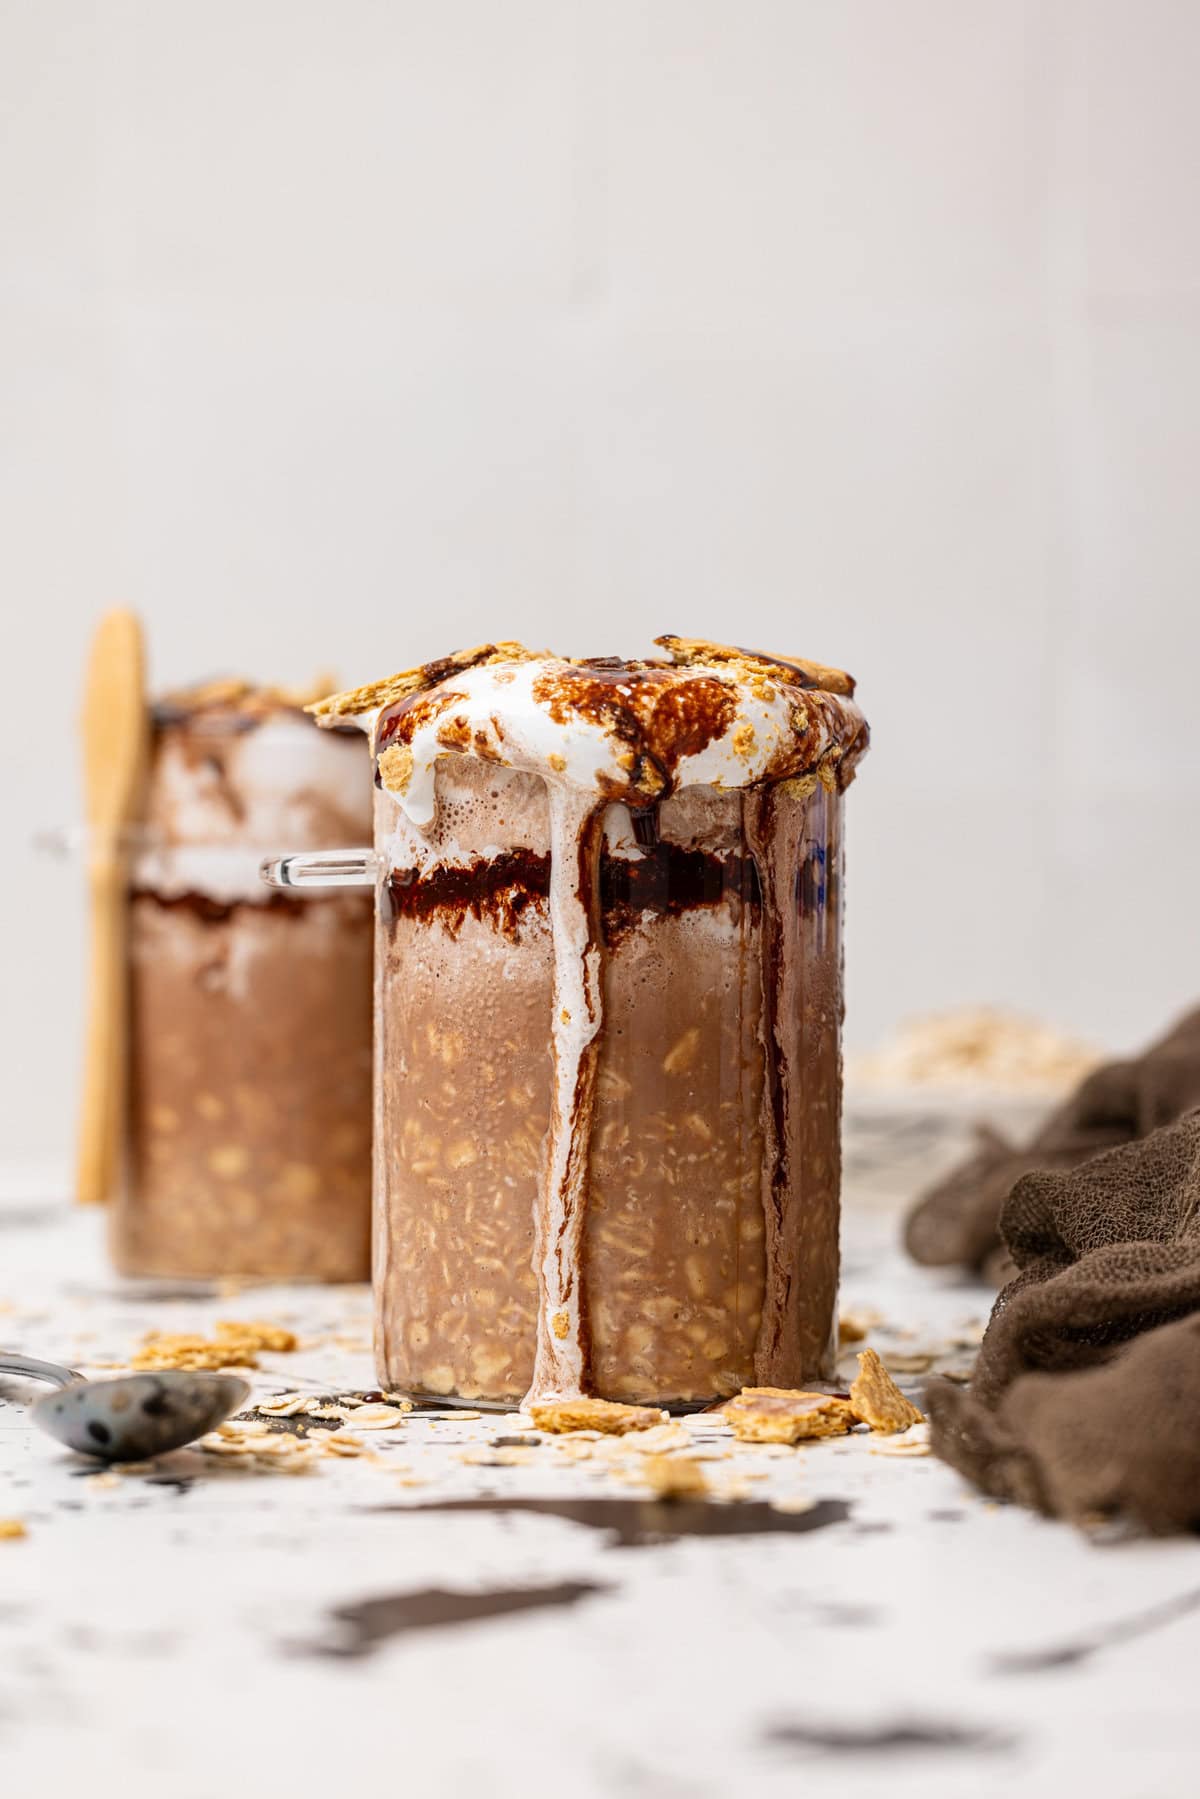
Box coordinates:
[264,753,846,1408]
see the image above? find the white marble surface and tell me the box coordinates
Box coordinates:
[1,1102,1198,1799]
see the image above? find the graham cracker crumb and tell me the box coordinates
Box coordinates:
[0,1519,27,1541]
[550,1310,570,1341]
[849,1349,926,1434]
[216,1320,297,1353]
[529,1396,668,1436]
[724,1388,857,1445]
[640,1454,710,1500]
[131,1319,298,1372]
[378,742,414,796]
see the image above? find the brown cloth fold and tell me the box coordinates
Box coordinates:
[904,1005,1200,1280]
[927,1109,1200,1533]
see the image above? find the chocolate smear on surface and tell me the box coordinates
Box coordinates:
[297,1581,608,1659]
[362,1495,852,1550]
[765,1719,1017,1757]
[987,1586,1200,1674]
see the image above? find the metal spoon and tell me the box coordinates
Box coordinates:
[0,1354,249,1461]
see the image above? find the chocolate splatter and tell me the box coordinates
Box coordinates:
[362,1495,851,1550]
[988,1586,1200,1674]
[766,1720,1017,1756]
[298,1581,608,1659]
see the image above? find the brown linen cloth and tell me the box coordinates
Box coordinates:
[927,1109,1200,1532]
[904,1005,1200,1280]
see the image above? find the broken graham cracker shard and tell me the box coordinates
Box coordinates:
[724,1388,857,1445]
[528,1396,668,1436]
[848,1349,925,1435]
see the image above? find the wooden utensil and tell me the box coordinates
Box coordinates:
[75,610,149,1205]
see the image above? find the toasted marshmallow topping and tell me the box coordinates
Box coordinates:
[313,636,867,826]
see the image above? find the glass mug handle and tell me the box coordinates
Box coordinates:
[260,848,379,890]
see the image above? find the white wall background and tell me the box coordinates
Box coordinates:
[3,0,1199,1169]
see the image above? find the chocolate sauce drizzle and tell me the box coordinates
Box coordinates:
[383,841,762,945]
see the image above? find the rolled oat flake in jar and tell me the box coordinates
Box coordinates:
[275,636,869,1407]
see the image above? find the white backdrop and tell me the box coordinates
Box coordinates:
[3,1,1199,1170]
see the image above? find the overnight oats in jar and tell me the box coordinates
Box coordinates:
[114,679,374,1281]
[274,637,868,1405]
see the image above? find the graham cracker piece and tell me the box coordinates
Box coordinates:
[655,634,856,698]
[309,642,540,724]
[528,1395,668,1436]
[849,1348,926,1434]
[723,1388,857,1444]
[0,1520,27,1541]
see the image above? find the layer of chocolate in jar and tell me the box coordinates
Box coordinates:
[313,637,869,1402]
[113,680,374,1281]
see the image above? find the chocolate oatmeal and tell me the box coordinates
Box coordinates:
[309,637,869,1402]
[112,682,373,1281]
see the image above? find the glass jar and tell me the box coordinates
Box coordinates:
[111,687,375,1281]
[267,641,867,1403]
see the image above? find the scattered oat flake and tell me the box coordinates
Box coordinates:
[0,1519,26,1540]
[340,1404,410,1432]
[257,1394,309,1417]
[869,1423,931,1457]
[323,1433,366,1457]
[849,1349,926,1434]
[883,1351,936,1375]
[625,1421,691,1455]
[529,1396,668,1436]
[85,1472,122,1491]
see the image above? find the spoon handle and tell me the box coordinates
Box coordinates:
[0,1354,83,1389]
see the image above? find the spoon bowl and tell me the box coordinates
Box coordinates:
[1,1353,250,1460]
[21,1369,249,1461]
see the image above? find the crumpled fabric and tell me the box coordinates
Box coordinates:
[927,1109,1200,1533]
